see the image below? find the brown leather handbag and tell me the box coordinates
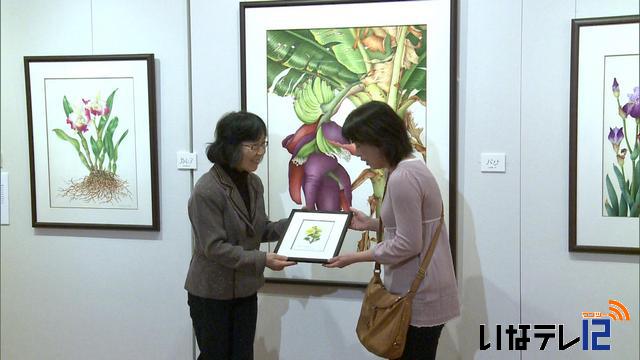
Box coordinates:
[356,204,444,359]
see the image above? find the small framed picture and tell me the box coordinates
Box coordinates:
[275,210,352,263]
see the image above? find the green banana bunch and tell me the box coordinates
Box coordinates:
[293,77,335,124]
[348,91,373,107]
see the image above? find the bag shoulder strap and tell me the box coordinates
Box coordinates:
[373,168,445,295]
[373,174,389,277]
[408,204,444,295]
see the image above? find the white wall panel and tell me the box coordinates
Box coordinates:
[0,0,193,359]
[521,1,639,359]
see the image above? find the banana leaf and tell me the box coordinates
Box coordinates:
[400,52,426,101]
[267,30,359,88]
[267,60,286,90]
[310,28,367,74]
[355,27,394,61]
[408,26,427,58]
[366,36,393,61]
[267,59,313,97]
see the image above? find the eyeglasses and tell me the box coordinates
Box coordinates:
[242,141,268,152]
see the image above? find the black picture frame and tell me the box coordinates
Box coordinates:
[24,54,159,230]
[275,209,352,263]
[241,0,458,285]
[569,16,639,254]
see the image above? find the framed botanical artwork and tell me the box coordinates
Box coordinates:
[241,0,457,285]
[24,54,159,230]
[569,16,639,254]
[275,210,352,263]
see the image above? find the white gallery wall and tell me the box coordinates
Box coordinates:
[520,0,639,359]
[0,0,193,359]
[2,1,639,360]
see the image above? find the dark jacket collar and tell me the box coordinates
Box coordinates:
[210,164,258,230]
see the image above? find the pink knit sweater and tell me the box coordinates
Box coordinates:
[373,158,460,327]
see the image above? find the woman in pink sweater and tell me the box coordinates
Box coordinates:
[325,101,459,360]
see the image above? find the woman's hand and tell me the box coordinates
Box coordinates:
[266,253,296,271]
[349,207,376,231]
[323,253,358,268]
[323,249,374,268]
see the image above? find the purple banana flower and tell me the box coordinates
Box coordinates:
[282,121,354,211]
[302,153,352,211]
[321,121,349,144]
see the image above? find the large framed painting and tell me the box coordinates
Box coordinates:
[569,16,640,254]
[241,0,457,285]
[24,54,159,230]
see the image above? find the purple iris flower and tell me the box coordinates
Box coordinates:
[621,86,640,118]
[608,127,624,146]
[612,78,619,97]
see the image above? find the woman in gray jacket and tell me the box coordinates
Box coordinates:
[185,111,295,360]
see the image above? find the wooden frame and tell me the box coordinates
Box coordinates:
[569,16,639,254]
[24,54,159,230]
[241,0,457,285]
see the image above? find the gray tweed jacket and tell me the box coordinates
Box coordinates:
[184,164,288,299]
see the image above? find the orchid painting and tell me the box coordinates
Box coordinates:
[268,24,428,250]
[604,78,640,218]
[26,54,157,229]
[52,89,131,203]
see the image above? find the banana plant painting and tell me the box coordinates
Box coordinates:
[52,89,131,203]
[268,25,427,250]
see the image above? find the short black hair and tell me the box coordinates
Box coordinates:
[206,111,267,167]
[342,101,412,167]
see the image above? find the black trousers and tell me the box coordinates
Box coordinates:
[188,293,258,360]
[397,324,445,360]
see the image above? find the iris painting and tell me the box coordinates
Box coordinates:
[604,74,640,218]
